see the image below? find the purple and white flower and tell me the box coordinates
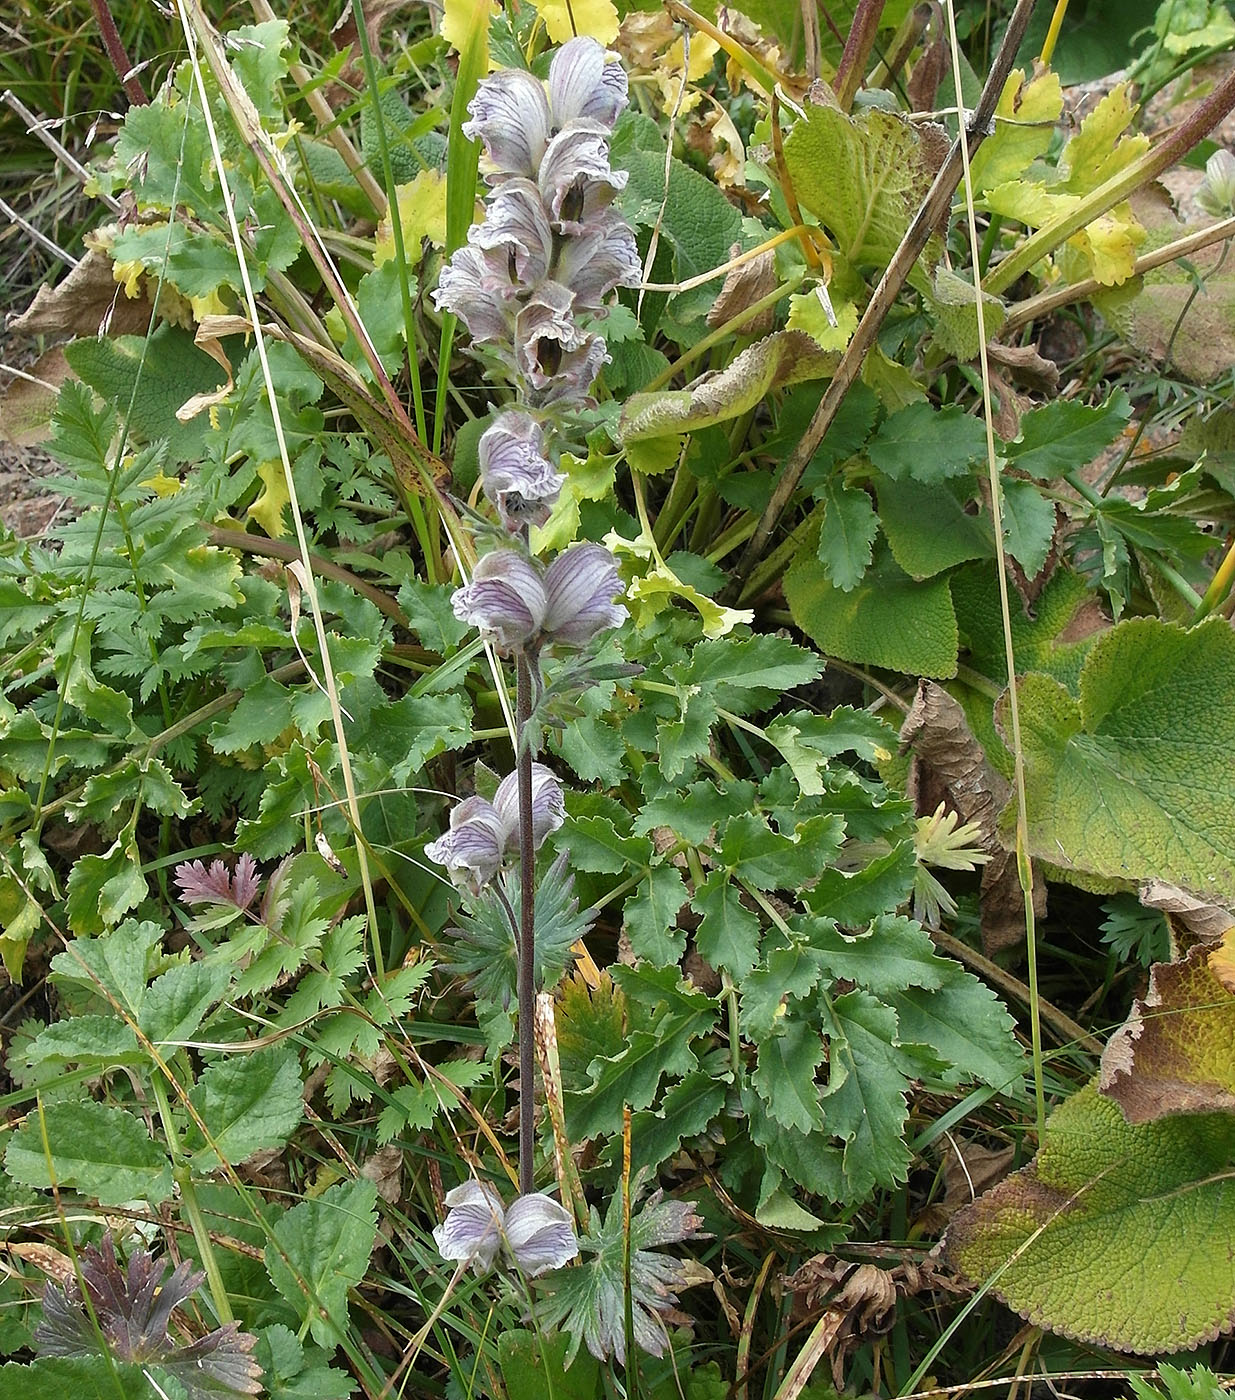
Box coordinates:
[464,38,627,185]
[492,763,567,849]
[426,763,565,892]
[424,795,508,895]
[433,1181,506,1272]
[502,1193,580,1275]
[434,1181,579,1276]
[478,410,565,533]
[543,543,628,646]
[451,549,547,651]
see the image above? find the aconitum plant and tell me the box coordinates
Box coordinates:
[426,36,633,1271]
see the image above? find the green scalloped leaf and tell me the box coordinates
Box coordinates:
[64,326,228,463]
[874,473,992,579]
[783,98,935,271]
[816,476,880,591]
[1007,618,1235,899]
[945,1084,1235,1353]
[5,1101,173,1205]
[967,68,1063,195]
[785,536,959,679]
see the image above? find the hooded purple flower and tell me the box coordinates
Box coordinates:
[433,1181,505,1271]
[543,543,627,646]
[464,38,627,184]
[433,244,518,343]
[503,1193,580,1275]
[557,211,642,310]
[513,286,608,405]
[538,126,627,233]
[549,36,628,130]
[451,549,547,651]
[434,1182,579,1276]
[426,763,565,892]
[479,410,564,532]
[492,763,567,849]
[471,180,555,284]
[424,795,508,894]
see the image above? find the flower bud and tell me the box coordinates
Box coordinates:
[1198,148,1235,217]
[478,411,565,533]
[542,543,627,646]
[451,549,547,651]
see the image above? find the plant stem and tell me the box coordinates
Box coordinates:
[516,650,536,1196]
[834,0,887,112]
[90,0,148,106]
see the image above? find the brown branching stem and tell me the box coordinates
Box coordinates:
[724,0,1040,600]
[834,0,887,112]
[515,652,537,1196]
[91,0,148,106]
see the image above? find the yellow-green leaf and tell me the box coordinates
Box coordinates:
[528,0,619,43]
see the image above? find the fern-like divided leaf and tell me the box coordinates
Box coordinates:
[535,1182,708,1365]
[443,852,593,1012]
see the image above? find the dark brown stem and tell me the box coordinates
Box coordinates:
[516,651,536,1197]
[724,0,1040,600]
[834,0,887,112]
[90,0,148,106]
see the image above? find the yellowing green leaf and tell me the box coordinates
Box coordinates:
[967,67,1063,195]
[441,0,499,54]
[1099,942,1235,1123]
[984,180,1145,285]
[946,1084,1235,1353]
[620,331,836,442]
[532,449,616,552]
[248,459,291,538]
[783,99,935,271]
[1059,83,1149,191]
[375,172,450,264]
[528,0,619,43]
[626,563,753,640]
[787,287,858,351]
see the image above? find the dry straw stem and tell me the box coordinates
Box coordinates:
[724,0,1040,598]
[249,0,387,218]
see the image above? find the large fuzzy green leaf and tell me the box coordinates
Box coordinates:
[785,537,959,679]
[946,1084,1235,1353]
[1007,617,1235,898]
[5,1102,173,1205]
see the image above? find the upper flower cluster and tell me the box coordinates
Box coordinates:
[434,37,640,411]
